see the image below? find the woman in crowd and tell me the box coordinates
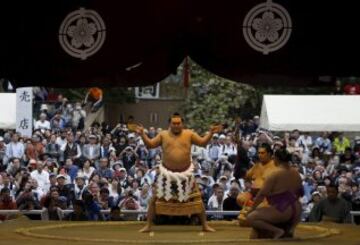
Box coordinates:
[78,159,95,184]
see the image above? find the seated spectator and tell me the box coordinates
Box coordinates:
[45,134,61,160]
[51,112,66,132]
[314,132,332,153]
[340,147,356,166]
[223,183,242,220]
[333,133,351,154]
[0,188,17,221]
[219,136,237,161]
[30,161,50,194]
[71,102,86,131]
[65,200,88,221]
[135,143,149,162]
[16,181,41,211]
[110,206,123,221]
[108,179,122,204]
[287,137,304,158]
[30,178,45,202]
[82,135,100,164]
[55,130,67,148]
[0,172,16,198]
[6,158,21,177]
[214,155,233,181]
[78,159,96,183]
[100,138,115,159]
[303,191,322,221]
[39,104,51,120]
[4,134,25,167]
[95,158,113,180]
[64,158,79,183]
[111,136,127,156]
[41,188,67,220]
[34,113,51,132]
[353,136,360,157]
[60,132,81,165]
[99,187,115,211]
[119,146,138,172]
[352,184,360,224]
[74,175,87,201]
[0,136,6,169]
[26,135,45,162]
[118,190,141,221]
[83,191,103,221]
[309,184,352,223]
[207,185,225,220]
[138,184,151,211]
[56,173,73,207]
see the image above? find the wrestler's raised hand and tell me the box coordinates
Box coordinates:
[210,124,223,134]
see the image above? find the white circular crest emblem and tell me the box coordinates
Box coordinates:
[59,8,106,60]
[243,0,292,55]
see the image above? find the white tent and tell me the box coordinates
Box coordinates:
[0,93,16,129]
[260,95,360,132]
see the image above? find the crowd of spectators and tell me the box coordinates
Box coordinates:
[0,98,359,224]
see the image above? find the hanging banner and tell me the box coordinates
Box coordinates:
[16,87,33,137]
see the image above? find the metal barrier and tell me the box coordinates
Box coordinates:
[0,210,236,215]
[0,210,359,224]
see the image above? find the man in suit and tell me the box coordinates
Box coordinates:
[82,135,100,165]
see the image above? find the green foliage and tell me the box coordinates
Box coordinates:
[183,61,259,133]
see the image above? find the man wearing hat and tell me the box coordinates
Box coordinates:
[136,113,222,232]
[117,167,128,187]
[56,173,73,206]
[218,134,226,150]
[201,166,215,186]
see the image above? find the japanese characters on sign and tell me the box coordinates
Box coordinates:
[16,87,33,137]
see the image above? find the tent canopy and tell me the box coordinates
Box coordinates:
[260,95,360,132]
[0,93,16,129]
[1,0,360,88]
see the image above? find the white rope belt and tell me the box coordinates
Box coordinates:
[156,163,195,202]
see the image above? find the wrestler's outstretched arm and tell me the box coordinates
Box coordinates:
[136,125,162,149]
[191,125,223,147]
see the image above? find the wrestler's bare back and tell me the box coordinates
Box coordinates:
[268,168,302,195]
